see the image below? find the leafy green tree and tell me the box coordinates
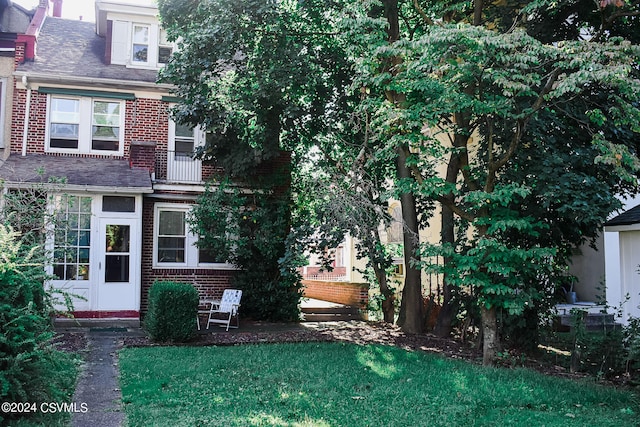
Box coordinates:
[190,181,302,321]
[158,0,364,320]
[352,1,640,362]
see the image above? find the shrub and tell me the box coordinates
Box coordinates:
[190,182,302,322]
[145,281,199,342]
[0,225,77,426]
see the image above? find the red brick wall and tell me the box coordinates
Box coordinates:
[10,89,171,158]
[125,98,169,159]
[11,90,48,153]
[302,280,369,310]
[130,141,156,171]
[140,197,235,315]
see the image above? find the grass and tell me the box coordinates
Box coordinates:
[119,342,639,427]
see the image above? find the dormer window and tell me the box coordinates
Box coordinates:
[132,24,150,64]
[158,29,173,65]
[108,20,174,69]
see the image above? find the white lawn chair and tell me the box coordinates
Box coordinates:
[206,289,242,331]
[196,299,216,331]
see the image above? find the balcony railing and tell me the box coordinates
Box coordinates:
[154,151,202,184]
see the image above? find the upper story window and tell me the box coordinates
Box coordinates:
[174,122,197,156]
[158,29,173,65]
[47,96,124,155]
[109,20,174,70]
[132,24,150,63]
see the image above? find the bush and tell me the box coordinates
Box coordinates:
[0,225,77,426]
[145,281,199,342]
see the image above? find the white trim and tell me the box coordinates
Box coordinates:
[14,71,174,93]
[605,223,640,232]
[153,202,236,269]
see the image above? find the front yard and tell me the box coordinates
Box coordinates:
[119,342,639,426]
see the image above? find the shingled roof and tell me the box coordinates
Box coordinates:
[605,204,640,227]
[0,154,152,192]
[17,16,159,83]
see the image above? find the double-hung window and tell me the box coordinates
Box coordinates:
[158,29,173,65]
[132,24,150,64]
[173,123,196,157]
[154,204,231,268]
[47,96,124,155]
[50,98,80,149]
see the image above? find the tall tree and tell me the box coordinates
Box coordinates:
[351,1,640,363]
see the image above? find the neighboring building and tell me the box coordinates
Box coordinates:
[603,194,640,323]
[0,0,238,321]
[0,1,35,159]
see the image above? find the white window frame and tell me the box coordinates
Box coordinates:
[131,23,150,65]
[168,119,206,155]
[153,203,234,269]
[158,28,173,65]
[122,22,174,69]
[46,95,125,156]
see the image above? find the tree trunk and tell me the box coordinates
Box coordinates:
[373,261,395,323]
[378,0,423,333]
[396,146,424,333]
[481,305,499,366]
[434,148,462,337]
[369,228,396,323]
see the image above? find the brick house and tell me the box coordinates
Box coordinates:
[0,0,238,321]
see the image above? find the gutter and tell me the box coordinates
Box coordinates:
[13,71,175,93]
[4,181,154,194]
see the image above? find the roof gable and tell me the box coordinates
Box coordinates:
[605,204,640,227]
[17,16,159,84]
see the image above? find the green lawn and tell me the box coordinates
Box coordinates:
[119,342,638,426]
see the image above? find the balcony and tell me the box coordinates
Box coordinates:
[155,150,202,184]
[152,151,222,185]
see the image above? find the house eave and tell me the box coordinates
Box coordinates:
[13,71,174,93]
[3,181,154,194]
[604,223,640,233]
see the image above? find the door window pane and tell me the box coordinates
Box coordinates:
[105,224,130,283]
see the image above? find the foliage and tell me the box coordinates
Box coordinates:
[145,281,199,342]
[159,0,640,363]
[120,343,639,426]
[190,181,302,321]
[0,225,77,425]
[566,305,640,383]
[159,0,324,321]
[347,0,640,361]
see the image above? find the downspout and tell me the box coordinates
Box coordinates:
[21,75,31,157]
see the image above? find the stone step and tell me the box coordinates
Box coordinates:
[557,313,621,331]
[300,306,364,322]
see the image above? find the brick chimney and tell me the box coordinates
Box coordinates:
[52,0,63,18]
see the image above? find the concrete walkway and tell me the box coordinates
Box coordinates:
[69,328,144,427]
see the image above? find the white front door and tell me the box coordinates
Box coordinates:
[97,218,140,311]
